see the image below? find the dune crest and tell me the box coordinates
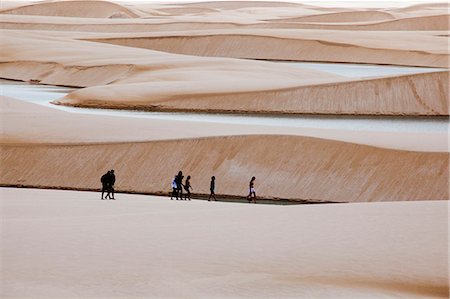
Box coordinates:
[0,0,140,18]
[55,71,449,116]
[86,29,448,67]
[274,10,396,23]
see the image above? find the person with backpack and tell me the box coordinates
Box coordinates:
[101,171,111,200]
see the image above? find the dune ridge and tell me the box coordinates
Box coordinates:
[87,30,448,67]
[268,14,450,31]
[1,135,448,203]
[0,0,141,18]
[2,30,448,116]
[1,14,448,31]
[274,11,396,22]
[56,71,449,116]
[0,61,135,87]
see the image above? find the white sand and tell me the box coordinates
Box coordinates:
[1,187,448,298]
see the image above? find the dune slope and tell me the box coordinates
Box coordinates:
[1,135,447,202]
[56,71,449,116]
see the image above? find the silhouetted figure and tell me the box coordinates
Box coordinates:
[247,176,256,203]
[208,176,216,201]
[184,176,192,200]
[101,171,111,200]
[171,175,178,200]
[175,171,184,200]
[109,169,116,200]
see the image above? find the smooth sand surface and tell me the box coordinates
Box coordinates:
[1,188,448,298]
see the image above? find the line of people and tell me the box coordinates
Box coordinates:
[171,171,192,200]
[171,171,257,203]
[100,169,257,203]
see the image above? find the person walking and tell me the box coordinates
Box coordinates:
[184,176,192,200]
[171,175,178,200]
[109,169,116,200]
[247,176,256,203]
[208,176,216,201]
[175,171,184,200]
[101,170,111,200]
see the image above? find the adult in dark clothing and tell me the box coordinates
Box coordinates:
[208,176,216,201]
[101,171,111,200]
[109,169,116,200]
[175,171,184,200]
[184,176,192,200]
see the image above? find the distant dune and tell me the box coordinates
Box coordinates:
[271,14,450,30]
[2,30,448,116]
[86,29,448,67]
[275,11,396,22]
[1,13,448,32]
[56,71,449,116]
[0,0,141,18]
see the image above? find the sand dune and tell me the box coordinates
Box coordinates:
[1,30,344,88]
[156,6,220,15]
[1,134,447,202]
[2,95,447,203]
[56,71,449,116]
[2,188,447,298]
[182,1,306,9]
[0,0,140,18]
[268,14,450,31]
[1,0,448,34]
[1,2,448,297]
[86,29,448,67]
[393,2,449,13]
[1,13,448,32]
[2,30,448,116]
[274,10,396,22]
